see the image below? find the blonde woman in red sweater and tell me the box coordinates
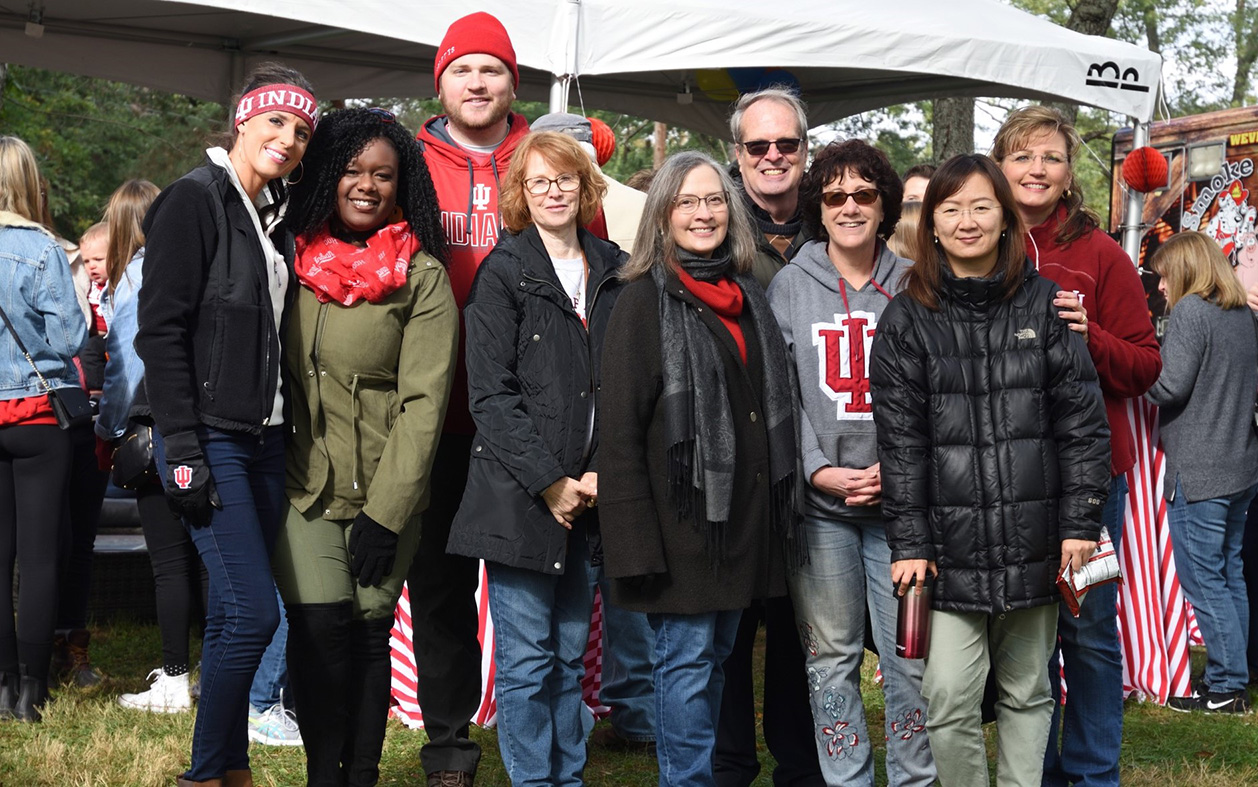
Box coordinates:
[992,105,1162,787]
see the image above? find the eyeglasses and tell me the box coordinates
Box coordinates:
[365,107,396,123]
[1004,152,1067,168]
[821,188,880,208]
[739,138,803,157]
[673,193,729,213]
[523,174,581,195]
[933,205,1001,224]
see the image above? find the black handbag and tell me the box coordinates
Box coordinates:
[0,301,93,430]
[111,420,158,490]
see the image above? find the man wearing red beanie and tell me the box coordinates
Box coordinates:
[411,11,530,787]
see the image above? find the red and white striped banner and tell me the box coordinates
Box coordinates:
[1117,397,1200,705]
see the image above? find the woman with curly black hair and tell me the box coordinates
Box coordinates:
[767,139,936,786]
[275,106,458,787]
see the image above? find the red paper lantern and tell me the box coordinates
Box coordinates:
[1122,146,1169,193]
[588,117,616,167]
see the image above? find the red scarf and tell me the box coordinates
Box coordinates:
[677,269,746,363]
[295,222,420,305]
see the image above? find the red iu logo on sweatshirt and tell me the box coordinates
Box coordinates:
[813,312,877,420]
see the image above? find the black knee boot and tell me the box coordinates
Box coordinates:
[286,602,354,786]
[14,665,48,723]
[345,617,395,787]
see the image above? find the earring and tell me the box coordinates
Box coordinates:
[1065,188,1073,199]
[286,161,304,186]
[1000,229,1007,239]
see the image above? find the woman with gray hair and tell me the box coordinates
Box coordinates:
[599,151,801,787]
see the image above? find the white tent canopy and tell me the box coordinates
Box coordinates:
[0,1,1161,137]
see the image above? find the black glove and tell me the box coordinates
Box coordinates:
[161,430,221,529]
[349,511,399,588]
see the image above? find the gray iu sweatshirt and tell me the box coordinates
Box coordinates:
[767,239,914,521]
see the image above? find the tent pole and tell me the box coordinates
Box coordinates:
[1121,119,1150,266]
[550,76,567,113]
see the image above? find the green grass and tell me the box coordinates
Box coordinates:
[0,621,1256,786]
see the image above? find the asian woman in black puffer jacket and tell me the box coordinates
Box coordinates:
[869,154,1110,787]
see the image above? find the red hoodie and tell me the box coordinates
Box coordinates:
[419,112,530,434]
[1030,203,1162,477]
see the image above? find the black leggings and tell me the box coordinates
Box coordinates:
[57,421,108,630]
[0,424,74,679]
[137,480,207,670]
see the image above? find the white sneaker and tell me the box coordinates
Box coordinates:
[118,668,192,713]
[248,702,304,747]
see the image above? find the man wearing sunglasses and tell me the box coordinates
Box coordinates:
[730,87,812,291]
[411,11,531,787]
[716,88,824,787]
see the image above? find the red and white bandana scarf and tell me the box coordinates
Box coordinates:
[295,222,420,306]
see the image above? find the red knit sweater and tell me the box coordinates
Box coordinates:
[1029,204,1162,477]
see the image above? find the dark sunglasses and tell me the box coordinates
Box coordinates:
[740,138,802,157]
[365,107,396,123]
[821,188,880,207]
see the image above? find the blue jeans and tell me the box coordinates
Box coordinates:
[485,536,593,787]
[649,609,741,787]
[1044,475,1126,787]
[594,568,656,742]
[1167,476,1258,694]
[156,427,286,781]
[249,586,290,713]
[788,514,934,787]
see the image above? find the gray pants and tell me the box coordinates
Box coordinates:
[922,605,1057,787]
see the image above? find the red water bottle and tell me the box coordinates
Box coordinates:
[895,575,933,660]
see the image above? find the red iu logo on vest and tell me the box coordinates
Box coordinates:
[173,464,194,490]
[812,312,878,420]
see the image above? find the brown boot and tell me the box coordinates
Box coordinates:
[65,629,103,687]
[175,779,223,787]
[223,769,254,787]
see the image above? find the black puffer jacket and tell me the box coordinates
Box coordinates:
[446,226,625,574]
[869,263,1110,615]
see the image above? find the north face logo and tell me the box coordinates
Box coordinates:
[1015,328,1036,341]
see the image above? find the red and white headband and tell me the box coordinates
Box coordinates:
[235,84,318,129]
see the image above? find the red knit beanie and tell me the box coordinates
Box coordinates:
[588,117,616,167]
[433,12,520,93]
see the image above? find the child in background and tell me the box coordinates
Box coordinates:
[77,222,109,395]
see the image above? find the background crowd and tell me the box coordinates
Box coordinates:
[0,10,1256,787]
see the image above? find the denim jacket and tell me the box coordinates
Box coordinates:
[0,211,88,398]
[96,250,144,440]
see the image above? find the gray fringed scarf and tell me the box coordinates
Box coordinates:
[653,247,802,569]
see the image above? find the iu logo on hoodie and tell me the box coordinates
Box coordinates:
[813,311,878,420]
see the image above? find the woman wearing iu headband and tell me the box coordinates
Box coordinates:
[134,62,317,787]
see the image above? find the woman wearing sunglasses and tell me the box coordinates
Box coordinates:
[599,151,799,787]
[274,107,457,786]
[766,139,936,786]
[445,131,624,786]
[869,155,1109,787]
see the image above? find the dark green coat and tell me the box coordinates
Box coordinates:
[285,251,458,534]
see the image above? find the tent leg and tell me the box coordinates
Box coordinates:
[549,76,569,114]
[1121,120,1150,266]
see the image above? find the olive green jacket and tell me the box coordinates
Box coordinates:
[285,251,458,534]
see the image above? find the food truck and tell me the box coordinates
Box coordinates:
[1111,106,1258,336]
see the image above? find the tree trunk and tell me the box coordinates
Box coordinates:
[0,64,7,116]
[653,122,667,170]
[932,97,974,160]
[1232,0,1258,106]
